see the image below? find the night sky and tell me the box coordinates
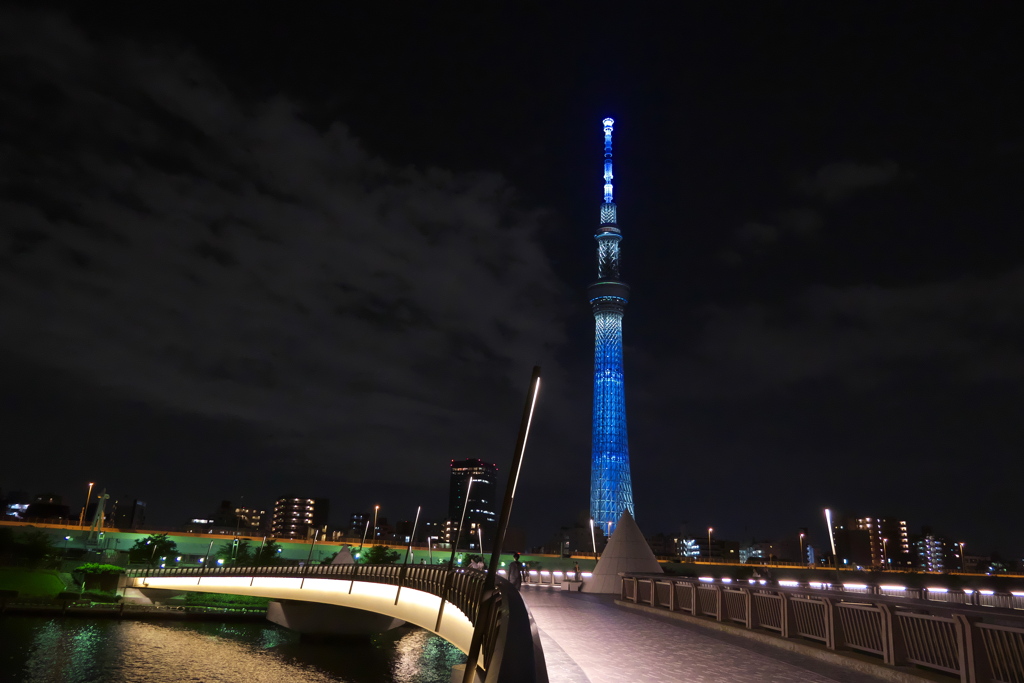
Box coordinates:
[2,4,1023,556]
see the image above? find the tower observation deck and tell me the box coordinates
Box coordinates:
[589,117,634,536]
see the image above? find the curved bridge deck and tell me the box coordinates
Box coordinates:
[522,589,894,683]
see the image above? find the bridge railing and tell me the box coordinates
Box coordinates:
[126,564,546,683]
[620,573,1024,683]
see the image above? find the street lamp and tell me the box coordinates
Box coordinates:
[372,505,380,543]
[882,538,889,568]
[63,535,72,560]
[590,518,597,556]
[79,482,95,528]
[358,519,371,555]
[824,509,839,580]
[707,528,713,561]
[449,478,474,566]
[799,532,805,566]
[958,542,966,572]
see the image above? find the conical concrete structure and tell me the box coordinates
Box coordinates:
[330,546,356,564]
[581,509,662,594]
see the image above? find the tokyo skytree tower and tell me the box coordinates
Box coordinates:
[589,117,635,536]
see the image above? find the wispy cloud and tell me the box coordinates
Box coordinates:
[798,160,900,201]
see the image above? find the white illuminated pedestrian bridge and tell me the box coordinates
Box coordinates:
[125,563,546,683]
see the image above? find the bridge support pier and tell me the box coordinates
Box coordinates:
[266,600,405,637]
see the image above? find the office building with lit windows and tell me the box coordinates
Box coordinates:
[271,496,329,539]
[446,459,498,550]
[853,517,910,567]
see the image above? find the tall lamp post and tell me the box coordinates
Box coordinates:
[958,542,966,572]
[707,527,713,562]
[461,366,541,683]
[824,508,839,582]
[882,537,889,569]
[357,519,370,559]
[448,478,475,566]
[372,505,380,543]
[79,482,94,528]
[799,532,805,566]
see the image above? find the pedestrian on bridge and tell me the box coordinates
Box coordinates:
[509,553,523,590]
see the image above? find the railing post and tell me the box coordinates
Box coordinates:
[878,603,897,666]
[779,592,791,639]
[822,598,838,650]
[741,588,753,629]
[953,614,988,683]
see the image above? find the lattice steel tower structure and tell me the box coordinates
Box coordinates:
[589,117,634,536]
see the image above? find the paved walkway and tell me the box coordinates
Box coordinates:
[520,588,893,683]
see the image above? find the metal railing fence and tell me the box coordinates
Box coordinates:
[621,574,1024,683]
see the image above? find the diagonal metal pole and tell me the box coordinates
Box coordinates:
[462,366,541,683]
[395,505,422,605]
[435,476,476,630]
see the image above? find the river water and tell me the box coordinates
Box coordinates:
[0,617,466,683]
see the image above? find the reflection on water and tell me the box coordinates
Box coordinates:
[0,617,465,683]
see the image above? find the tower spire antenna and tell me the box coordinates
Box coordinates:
[588,117,634,536]
[603,117,615,204]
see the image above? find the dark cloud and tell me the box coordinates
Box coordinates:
[777,207,822,236]
[734,222,779,246]
[799,160,900,202]
[669,268,1024,398]
[0,9,570,490]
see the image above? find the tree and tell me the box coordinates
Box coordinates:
[128,533,177,566]
[360,545,400,565]
[17,530,56,567]
[215,539,253,565]
[253,539,284,565]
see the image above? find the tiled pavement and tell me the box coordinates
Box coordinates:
[520,587,895,683]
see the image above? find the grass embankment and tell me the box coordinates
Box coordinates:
[168,593,270,610]
[0,567,66,597]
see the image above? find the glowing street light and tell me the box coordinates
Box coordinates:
[799,532,805,566]
[959,542,966,572]
[707,528,713,561]
[372,505,381,542]
[448,478,475,566]
[882,538,889,568]
[825,509,839,578]
[79,482,95,528]
[358,519,371,555]
[590,518,597,555]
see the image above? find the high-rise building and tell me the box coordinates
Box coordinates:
[447,459,498,549]
[589,117,635,535]
[235,505,268,534]
[271,496,329,539]
[853,517,910,567]
[916,533,951,573]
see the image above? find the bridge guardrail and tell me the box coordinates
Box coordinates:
[127,564,546,683]
[621,573,1024,683]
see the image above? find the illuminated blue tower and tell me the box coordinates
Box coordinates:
[589,117,634,536]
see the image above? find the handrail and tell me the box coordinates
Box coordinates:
[126,564,546,683]
[621,573,1024,682]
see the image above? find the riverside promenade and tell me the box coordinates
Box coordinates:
[521,589,898,683]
